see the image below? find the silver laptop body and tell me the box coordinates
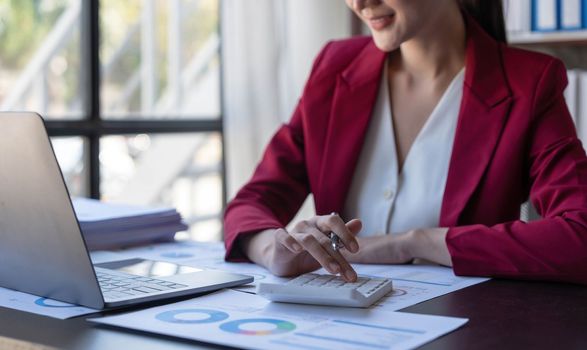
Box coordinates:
[0,112,252,309]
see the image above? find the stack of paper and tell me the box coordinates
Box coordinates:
[72,197,188,250]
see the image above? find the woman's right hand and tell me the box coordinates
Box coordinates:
[240,215,362,282]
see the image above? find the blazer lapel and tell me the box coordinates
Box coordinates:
[440,17,513,227]
[316,41,387,215]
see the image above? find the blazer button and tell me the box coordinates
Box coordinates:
[383,189,394,200]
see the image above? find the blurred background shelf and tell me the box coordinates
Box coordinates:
[509,30,587,45]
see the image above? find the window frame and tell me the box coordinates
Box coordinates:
[44,0,227,208]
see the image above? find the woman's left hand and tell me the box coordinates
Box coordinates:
[341,227,452,266]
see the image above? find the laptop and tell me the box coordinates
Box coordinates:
[0,112,253,309]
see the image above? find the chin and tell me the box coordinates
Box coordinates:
[372,37,400,52]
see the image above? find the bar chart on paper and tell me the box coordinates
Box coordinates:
[275,319,419,349]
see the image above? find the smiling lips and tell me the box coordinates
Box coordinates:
[367,14,395,31]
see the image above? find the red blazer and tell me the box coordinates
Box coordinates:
[224,17,587,284]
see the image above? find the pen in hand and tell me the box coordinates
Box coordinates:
[329,231,345,252]
[327,212,358,281]
[328,212,345,252]
[328,212,348,253]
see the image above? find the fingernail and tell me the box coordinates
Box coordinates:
[329,262,340,273]
[292,243,302,252]
[345,270,356,281]
[350,242,359,253]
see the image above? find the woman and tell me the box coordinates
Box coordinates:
[224,0,587,284]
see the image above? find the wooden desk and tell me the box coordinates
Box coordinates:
[405,279,587,349]
[1,279,586,349]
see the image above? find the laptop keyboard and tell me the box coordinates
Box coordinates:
[96,271,187,300]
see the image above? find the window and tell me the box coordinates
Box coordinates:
[0,0,223,241]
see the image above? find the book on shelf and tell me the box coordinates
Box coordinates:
[507,0,587,35]
[559,0,583,30]
[504,0,531,33]
[71,197,188,251]
[532,0,558,32]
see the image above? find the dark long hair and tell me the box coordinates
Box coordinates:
[459,0,507,43]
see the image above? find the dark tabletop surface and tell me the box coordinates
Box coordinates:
[1,279,586,350]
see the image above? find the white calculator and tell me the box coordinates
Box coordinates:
[256,273,393,308]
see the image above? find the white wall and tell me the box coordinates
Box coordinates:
[222,0,351,200]
[281,0,351,116]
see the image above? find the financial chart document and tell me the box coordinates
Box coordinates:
[90,289,468,350]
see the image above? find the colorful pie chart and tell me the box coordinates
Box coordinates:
[219,318,296,335]
[155,309,229,324]
[34,297,75,308]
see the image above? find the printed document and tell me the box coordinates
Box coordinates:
[0,287,98,319]
[91,289,468,350]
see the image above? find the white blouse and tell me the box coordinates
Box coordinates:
[342,66,465,236]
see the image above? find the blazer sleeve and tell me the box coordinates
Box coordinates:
[223,44,332,262]
[446,58,587,284]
